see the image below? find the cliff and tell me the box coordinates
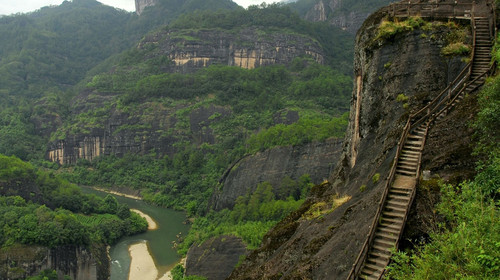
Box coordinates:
[229,7,472,279]
[138,27,324,72]
[46,27,326,165]
[290,0,393,33]
[135,0,157,15]
[185,235,247,280]
[0,244,108,280]
[210,139,343,210]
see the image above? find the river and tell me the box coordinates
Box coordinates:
[81,187,190,280]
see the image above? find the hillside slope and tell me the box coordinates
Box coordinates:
[229,6,479,279]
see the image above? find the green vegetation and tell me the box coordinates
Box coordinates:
[0,154,147,248]
[376,17,426,41]
[302,194,351,220]
[171,264,206,280]
[246,113,348,152]
[386,176,500,279]
[59,59,350,215]
[372,173,380,184]
[386,38,500,279]
[26,270,68,280]
[178,176,313,254]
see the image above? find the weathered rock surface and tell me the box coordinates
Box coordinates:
[0,244,108,280]
[229,7,470,279]
[135,0,157,15]
[139,27,324,73]
[47,93,231,165]
[46,27,325,165]
[293,0,393,33]
[210,138,343,210]
[185,235,247,280]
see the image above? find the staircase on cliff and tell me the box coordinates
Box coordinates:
[348,6,495,280]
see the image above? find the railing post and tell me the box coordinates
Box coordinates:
[448,83,452,100]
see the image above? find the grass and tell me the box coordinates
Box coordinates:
[302,195,351,220]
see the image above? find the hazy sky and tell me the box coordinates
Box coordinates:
[0,0,282,16]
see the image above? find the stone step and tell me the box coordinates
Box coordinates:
[383,210,406,219]
[367,256,389,267]
[397,164,417,173]
[385,205,406,215]
[369,251,391,261]
[396,169,416,176]
[374,238,396,248]
[381,217,404,225]
[405,140,423,146]
[378,224,401,235]
[389,187,411,195]
[375,231,399,241]
[387,199,408,207]
[400,156,419,163]
[402,145,422,152]
[387,194,410,202]
[360,268,381,280]
[359,272,380,280]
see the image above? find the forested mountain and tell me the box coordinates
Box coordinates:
[2,0,496,279]
[288,0,394,32]
[0,0,241,161]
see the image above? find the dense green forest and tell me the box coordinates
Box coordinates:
[57,57,350,215]
[0,0,241,161]
[178,175,313,254]
[0,154,147,248]
[386,36,500,279]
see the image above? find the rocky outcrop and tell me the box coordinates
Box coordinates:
[210,138,343,210]
[139,28,324,73]
[47,93,231,165]
[0,244,108,280]
[295,0,393,33]
[135,0,157,15]
[185,235,247,280]
[229,7,470,279]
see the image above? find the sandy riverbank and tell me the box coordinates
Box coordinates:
[128,242,185,280]
[128,242,158,280]
[131,209,158,230]
[93,187,142,200]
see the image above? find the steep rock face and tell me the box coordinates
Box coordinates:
[0,244,108,280]
[135,0,157,15]
[46,27,325,165]
[298,0,392,33]
[139,28,324,73]
[229,8,469,279]
[47,93,230,165]
[185,235,247,280]
[210,139,343,210]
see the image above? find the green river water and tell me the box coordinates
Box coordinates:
[81,187,190,280]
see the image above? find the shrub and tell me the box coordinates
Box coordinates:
[441,42,471,56]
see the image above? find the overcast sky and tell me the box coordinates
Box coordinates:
[0,0,283,16]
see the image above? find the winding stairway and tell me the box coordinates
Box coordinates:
[348,4,495,280]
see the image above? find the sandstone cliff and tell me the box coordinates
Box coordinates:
[135,0,157,15]
[291,0,393,33]
[210,139,343,210]
[138,27,324,72]
[229,7,471,279]
[0,244,108,280]
[46,27,326,165]
[185,235,247,280]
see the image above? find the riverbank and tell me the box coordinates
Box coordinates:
[93,187,142,200]
[131,209,158,230]
[128,242,157,280]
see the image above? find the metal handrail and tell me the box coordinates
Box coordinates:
[346,119,410,280]
[347,2,496,278]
